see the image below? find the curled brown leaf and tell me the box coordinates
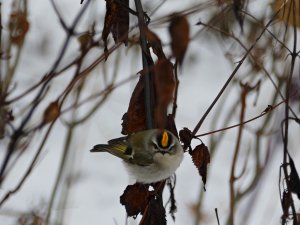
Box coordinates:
[9,11,30,45]
[165,115,179,138]
[111,0,129,45]
[102,0,117,58]
[143,27,165,59]
[190,143,210,187]
[154,59,175,129]
[140,197,166,225]
[43,101,60,124]
[169,14,189,65]
[233,0,244,31]
[121,75,146,135]
[272,0,300,28]
[120,183,150,217]
[288,154,300,199]
[179,127,193,150]
[102,0,129,59]
[78,31,93,52]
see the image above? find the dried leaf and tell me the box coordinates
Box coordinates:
[120,183,150,217]
[17,213,42,225]
[233,0,244,31]
[111,0,129,45]
[43,101,60,124]
[272,0,300,28]
[102,0,117,58]
[140,197,166,225]
[169,15,189,65]
[122,54,155,134]
[121,75,146,135]
[102,0,129,59]
[30,215,43,225]
[9,11,29,45]
[78,32,93,52]
[166,115,179,139]
[120,182,166,224]
[190,143,210,187]
[154,59,175,129]
[144,28,165,59]
[179,127,192,150]
[288,155,300,199]
[120,183,149,216]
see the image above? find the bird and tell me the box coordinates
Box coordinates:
[90,129,184,184]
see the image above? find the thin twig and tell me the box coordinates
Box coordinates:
[215,208,220,225]
[6,0,169,105]
[190,6,285,139]
[171,61,179,118]
[228,84,249,225]
[50,0,69,32]
[0,0,91,184]
[198,20,298,119]
[60,74,136,116]
[0,122,56,206]
[195,100,285,137]
[241,9,291,54]
[44,122,75,225]
[280,0,298,223]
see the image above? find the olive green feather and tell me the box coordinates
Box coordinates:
[90,134,153,166]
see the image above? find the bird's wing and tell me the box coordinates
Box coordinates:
[107,136,128,145]
[90,136,133,161]
[91,135,153,166]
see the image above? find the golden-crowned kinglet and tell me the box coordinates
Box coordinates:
[90,129,184,183]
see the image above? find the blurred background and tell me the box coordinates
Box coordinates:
[0,0,300,224]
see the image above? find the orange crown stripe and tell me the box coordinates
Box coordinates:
[161,131,169,147]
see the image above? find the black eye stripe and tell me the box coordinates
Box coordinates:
[153,143,158,149]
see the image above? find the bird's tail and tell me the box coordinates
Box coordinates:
[90,142,131,161]
[90,144,110,152]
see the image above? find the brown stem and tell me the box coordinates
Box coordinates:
[281,1,298,223]
[171,61,179,118]
[0,0,91,184]
[228,84,248,225]
[196,100,285,137]
[134,0,154,129]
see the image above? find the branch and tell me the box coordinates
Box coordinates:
[228,84,249,225]
[195,100,285,137]
[0,0,91,185]
[0,121,56,206]
[134,0,154,129]
[190,7,285,139]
